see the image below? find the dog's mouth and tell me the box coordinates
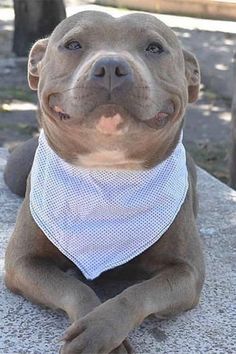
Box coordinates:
[48,98,175,134]
[43,98,178,170]
[146,112,170,129]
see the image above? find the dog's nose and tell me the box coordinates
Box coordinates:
[90,57,133,92]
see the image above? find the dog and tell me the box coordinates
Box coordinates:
[4,11,205,354]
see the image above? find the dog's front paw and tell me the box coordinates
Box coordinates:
[59,339,131,354]
[110,339,135,354]
[59,301,134,354]
[60,338,132,354]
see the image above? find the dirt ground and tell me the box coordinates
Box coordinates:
[0,1,234,185]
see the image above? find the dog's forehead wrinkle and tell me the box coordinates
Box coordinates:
[50,11,115,41]
[118,13,180,46]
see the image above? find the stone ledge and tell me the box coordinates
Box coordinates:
[0,148,235,353]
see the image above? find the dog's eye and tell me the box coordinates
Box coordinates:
[64,41,82,50]
[146,42,164,54]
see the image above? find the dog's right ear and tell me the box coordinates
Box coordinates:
[28,38,49,90]
[183,49,200,103]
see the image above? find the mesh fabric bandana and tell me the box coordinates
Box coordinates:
[30,130,188,279]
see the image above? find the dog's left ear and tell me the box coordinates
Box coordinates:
[28,38,49,90]
[183,49,200,103]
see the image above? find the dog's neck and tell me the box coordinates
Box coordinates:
[29,129,188,279]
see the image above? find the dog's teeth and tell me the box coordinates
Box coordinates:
[158,112,168,119]
[145,111,169,129]
[156,112,169,126]
[53,106,71,120]
[58,112,70,120]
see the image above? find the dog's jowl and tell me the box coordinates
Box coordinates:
[4,11,205,354]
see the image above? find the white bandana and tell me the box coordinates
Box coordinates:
[30,130,188,280]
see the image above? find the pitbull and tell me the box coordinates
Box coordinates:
[4,11,205,354]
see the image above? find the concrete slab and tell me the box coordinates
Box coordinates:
[0,148,235,354]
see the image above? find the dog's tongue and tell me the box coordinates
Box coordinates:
[96,114,124,134]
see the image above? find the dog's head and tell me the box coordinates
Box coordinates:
[28,11,200,169]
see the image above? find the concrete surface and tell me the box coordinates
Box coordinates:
[0,148,235,354]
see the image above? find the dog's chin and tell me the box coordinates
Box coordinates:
[75,152,145,170]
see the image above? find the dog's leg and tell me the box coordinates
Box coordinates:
[60,191,204,354]
[5,204,101,322]
[60,261,203,354]
[61,264,201,352]
[5,255,101,322]
[5,235,131,354]
[4,136,39,197]
[5,181,132,353]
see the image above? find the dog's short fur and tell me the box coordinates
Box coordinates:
[4,11,205,354]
